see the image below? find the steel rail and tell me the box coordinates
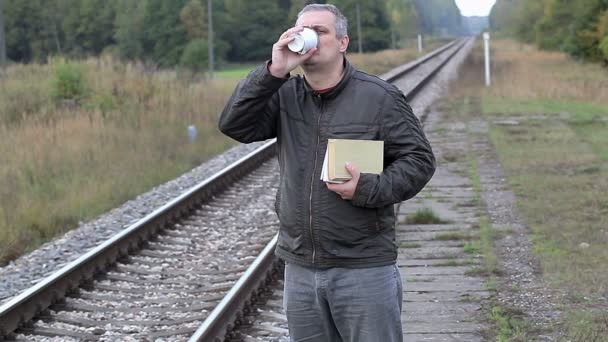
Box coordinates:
[188,37,471,342]
[380,38,459,83]
[0,140,277,338]
[0,37,471,340]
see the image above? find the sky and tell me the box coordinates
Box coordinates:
[454,0,497,17]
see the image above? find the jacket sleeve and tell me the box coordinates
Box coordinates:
[218,62,288,143]
[351,90,436,208]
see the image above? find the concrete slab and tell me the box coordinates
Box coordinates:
[403,322,484,334]
[403,333,483,342]
[404,291,492,303]
[399,266,471,276]
[403,281,487,293]
[397,258,481,267]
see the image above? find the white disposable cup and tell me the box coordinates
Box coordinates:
[288,28,319,54]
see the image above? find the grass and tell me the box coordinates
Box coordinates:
[561,311,608,342]
[213,64,256,79]
[405,207,449,224]
[452,38,608,340]
[0,47,428,266]
[432,258,479,267]
[463,241,482,254]
[399,242,421,248]
[0,56,239,264]
[490,306,529,342]
[433,232,475,241]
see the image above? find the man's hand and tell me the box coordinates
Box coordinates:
[268,26,317,78]
[326,162,360,200]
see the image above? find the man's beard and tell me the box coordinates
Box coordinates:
[302,58,316,66]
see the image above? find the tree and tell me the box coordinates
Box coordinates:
[414,0,462,36]
[114,0,146,60]
[224,0,286,61]
[142,0,189,67]
[3,0,45,62]
[386,0,419,48]
[331,0,391,52]
[180,0,207,40]
[0,0,6,77]
[62,0,117,57]
[490,0,608,62]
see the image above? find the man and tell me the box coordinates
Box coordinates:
[219,4,435,342]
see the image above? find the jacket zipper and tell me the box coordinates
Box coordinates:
[309,94,323,265]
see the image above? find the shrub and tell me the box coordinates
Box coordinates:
[51,63,89,102]
[600,36,608,63]
[180,39,209,72]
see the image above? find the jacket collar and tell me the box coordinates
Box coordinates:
[303,57,354,100]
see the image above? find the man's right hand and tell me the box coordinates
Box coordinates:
[268,26,317,78]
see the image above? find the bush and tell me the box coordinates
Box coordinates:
[600,36,608,63]
[180,39,209,72]
[51,63,89,102]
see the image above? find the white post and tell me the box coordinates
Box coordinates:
[417,34,422,52]
[483,32,491,87]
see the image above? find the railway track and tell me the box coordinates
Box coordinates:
[0,37,472,342]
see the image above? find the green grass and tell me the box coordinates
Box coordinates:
[452,38,608,341]
[214,64,256,79]
[399,242,421,248]
[433,232,475,241]
[488,118,608,291]
[482,97,608,124]
[562,311,608,342]
[405,207,450,224]
[490,306,529,341]
[407,277,435,282]
[463,241,482,254]
[432,258,479,267]
[0,58,240,264]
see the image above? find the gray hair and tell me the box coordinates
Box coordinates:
[297,4,348,39]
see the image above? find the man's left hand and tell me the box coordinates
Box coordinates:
[326,162,360,200]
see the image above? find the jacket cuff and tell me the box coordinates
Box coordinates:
[351,173,376,207]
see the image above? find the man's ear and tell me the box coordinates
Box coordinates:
[340,35,349,53]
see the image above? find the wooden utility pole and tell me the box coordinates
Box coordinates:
[207,0,214,79]
[0,0,7,79]
[356,2,363,53]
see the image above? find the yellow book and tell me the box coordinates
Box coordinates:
[323,139,384,182]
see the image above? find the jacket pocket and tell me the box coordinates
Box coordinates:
[327,123,380,140]
[317,193,382,258]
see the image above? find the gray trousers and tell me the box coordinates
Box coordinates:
[283,262,403,342]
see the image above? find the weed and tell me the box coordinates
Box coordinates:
[490,305,529,341]
[399,242,421,248]
[51,63,89,102]
[432,258,479,267]
[405,208,450,224]
[433,232,474,241]
[463,241,482,254]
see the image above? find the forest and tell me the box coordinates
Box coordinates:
[0,0,466,70]
[490,0,608,63]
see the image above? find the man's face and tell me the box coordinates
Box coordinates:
[296,10,349,68]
